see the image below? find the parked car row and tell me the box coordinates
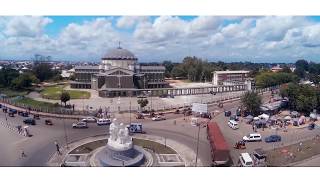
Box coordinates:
[241,133,282,143]
[22,117,53,126]
[239,148,267,167]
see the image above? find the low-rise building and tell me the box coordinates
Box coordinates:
[271,65,283,72]
[212,70,250,85]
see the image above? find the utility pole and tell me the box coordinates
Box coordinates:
[62,117,69,149]
[129,100,132,124]
[150,91,153,110]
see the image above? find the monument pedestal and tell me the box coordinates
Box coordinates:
[94,119,145,166]
[96,145,145,167]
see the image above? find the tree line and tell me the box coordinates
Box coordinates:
[280,83,320,114]
[255,71,299,88]
[294,59,320,84]
[162,56,290,82]
[0,61,61,90]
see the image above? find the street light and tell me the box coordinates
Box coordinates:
[62,116,69,149]
[150,92,153,110]
[129,98,132,125]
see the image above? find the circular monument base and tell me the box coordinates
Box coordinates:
[94,145,145,167]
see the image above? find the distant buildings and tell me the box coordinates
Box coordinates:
[271,65,283,72]
[212,70,250,85]
[70,46,168,97]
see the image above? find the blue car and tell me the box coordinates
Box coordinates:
[9,109,17,114]
[265,135,281,143]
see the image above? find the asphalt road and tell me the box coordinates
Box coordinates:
[3,91,311,167]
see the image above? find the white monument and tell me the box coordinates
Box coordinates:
[95,118,145,166]
[108,119,133,151]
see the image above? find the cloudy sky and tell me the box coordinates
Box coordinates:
[0,16,320,63]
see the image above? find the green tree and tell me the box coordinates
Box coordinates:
[294,67,306,79]
[11,73,39,90]
[60,91,70,107]
[163,61,174,78]
[281,66,292,73]
[171,65,186,79]
[280,83,318,113]
[32,61,58,82]
[241,91,262,116]
[137,98,149,110]
[295,59,309,71]
[255,71,298,88]
[0,68,19,88]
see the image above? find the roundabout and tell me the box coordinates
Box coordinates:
[47,132,191,167]
[46,118,200,167]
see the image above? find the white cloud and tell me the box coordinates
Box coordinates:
[221,18,253,38]
[134,16,188,43]
[1,16,320,62]
[57,18,122,57]
[189,16,221,32]
[3,16,53,37]
[208,33,224,45]
[250,16,310,42]
[116,16,149,29]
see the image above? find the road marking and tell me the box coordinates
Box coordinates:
[0,119,26,137]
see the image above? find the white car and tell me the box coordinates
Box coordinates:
[81,117,97,123]
[152,115,166,121]
[228,120,239,129]
[243,133,262,142]
[239,153,253,167]
[72,121,88,128]
[97,118,111,126]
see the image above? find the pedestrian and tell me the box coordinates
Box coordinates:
[252,124,254,132]
[54,141,61,155]
[21,149,26,158]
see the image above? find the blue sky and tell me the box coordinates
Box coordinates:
[1,16,320,63]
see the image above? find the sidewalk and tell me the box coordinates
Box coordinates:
[1,102,86,120]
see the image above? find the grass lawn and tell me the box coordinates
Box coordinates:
[15,97,57,109]
[40,85,91,100]
[180,79,192,83]
[0,88,30,97]
[133,138,176,154]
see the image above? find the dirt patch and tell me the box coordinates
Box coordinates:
[70,139,106,154]
[69,138,176,155]
[266,135,320,166]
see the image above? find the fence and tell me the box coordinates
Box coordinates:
[0,86,278,116]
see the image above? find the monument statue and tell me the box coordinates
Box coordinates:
[95,118,145,166]
[108,119,133,151]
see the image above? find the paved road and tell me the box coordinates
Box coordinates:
[27,90,246,112]
[0,110,110,166]
[0,91,278,167]
[294,155,320,166]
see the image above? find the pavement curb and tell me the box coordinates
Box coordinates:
[47,133,200,167]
